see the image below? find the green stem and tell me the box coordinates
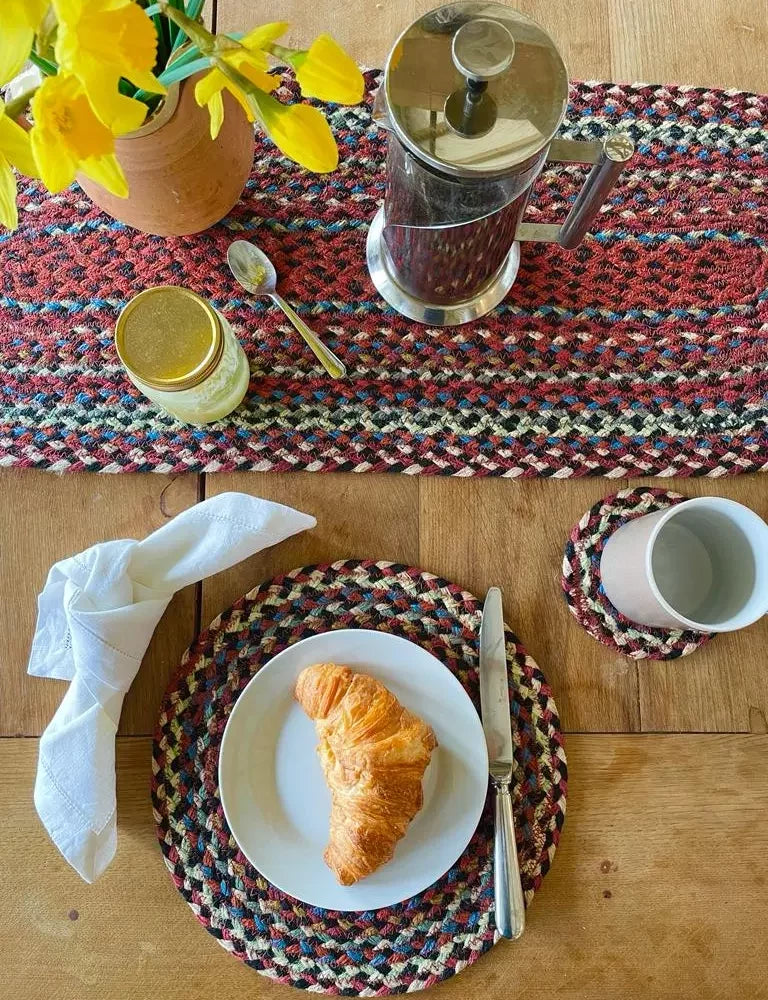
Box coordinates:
[28,51,58,76]
[159,2,217,54]
[211,57,267,121]
[5,87,38,119]
[174,33,245,66]
[172,0,206,55]
[269,43,303,66]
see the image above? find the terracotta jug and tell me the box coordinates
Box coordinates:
[78,75,254,237]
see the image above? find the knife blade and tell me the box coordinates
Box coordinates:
[479,586,514,776]
[479,586,525,940]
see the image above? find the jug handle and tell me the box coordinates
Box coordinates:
[516,133,634,249]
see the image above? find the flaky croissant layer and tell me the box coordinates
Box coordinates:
[295,662,438,885]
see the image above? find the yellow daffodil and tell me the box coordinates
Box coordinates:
[30,74,128,198]
[53,0,165,134]
[195,22,288,140]
[250,90,338,173]
[0,0,48,87]
[0,100,39,231]
[289,35,364,105]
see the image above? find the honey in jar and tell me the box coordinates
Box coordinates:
[115,286,249,424]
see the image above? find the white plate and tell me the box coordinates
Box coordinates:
[218,628,489,911]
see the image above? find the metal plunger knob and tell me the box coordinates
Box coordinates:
[451,18,515,82]
[445,18,515,138]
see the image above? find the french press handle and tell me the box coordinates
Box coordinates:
[516,134,634,249]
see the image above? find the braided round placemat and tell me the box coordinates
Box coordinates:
[152,560,567,995]
[561,487,714,659]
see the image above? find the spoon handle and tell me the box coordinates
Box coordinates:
[269,293,346,379]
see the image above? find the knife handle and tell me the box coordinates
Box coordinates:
[493,779,526,940]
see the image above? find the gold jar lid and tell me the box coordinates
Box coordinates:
[115,286,223,391]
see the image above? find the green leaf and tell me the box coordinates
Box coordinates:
[28,52,58,77]
[151,12,170,66]
[184,0,207,20]
[163,44,203,72]
[118,77,137,97]
[155,55,212,87]
[166,0,185,47]
[159,2,216,54]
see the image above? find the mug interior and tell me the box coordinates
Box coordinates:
[649,501,768,629]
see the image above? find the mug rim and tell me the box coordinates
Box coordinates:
[644,496,768,632]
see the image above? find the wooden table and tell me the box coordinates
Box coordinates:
[2,2,767,997]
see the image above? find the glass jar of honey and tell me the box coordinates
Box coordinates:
[115,286,250,424]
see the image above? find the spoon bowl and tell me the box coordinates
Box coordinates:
[227,240,278,295]
[227,239,346,379]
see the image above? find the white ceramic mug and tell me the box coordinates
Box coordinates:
[599,497,768,631]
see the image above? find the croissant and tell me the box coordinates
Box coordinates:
[295,662,438,885]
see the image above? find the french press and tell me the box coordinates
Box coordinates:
[367,2,634,325]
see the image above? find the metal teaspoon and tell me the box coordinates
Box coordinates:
[227,239,346,379]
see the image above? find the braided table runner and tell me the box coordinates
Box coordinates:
[561,487,713,659]
[2,74,767,476]
[152,561,567,994]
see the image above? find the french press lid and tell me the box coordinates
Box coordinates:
[384,2,568,178]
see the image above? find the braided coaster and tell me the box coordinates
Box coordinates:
[562,488,713,660]
[152,560,567,995]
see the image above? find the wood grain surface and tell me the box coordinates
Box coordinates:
[0,470,198,737]
[2,734,766,1000]
[202,472,768,735]
[2,1,767,997]
[218,0,768,91]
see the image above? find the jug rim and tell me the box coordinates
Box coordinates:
[382,1,569,180]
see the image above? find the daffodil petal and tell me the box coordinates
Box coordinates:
[52,0,85,22]
[228,46,269,75]
[235,59,277,94]
[0,152,19,231]
[251,92,338,173]
[294,35,364,105]
[0,0,47,86]
[30,125,77,193]
[80,153,128,198]
[225,81,256,122]
[53,0,164,127]
[0,23,34,89]
[30,74,121,193]
[111,2,166,94]
[123,67,166,97]
[79,66,148,134]
[195,68,226,108]
[208,91,225,140]
[0,110,39,178]
[241,21,289,52]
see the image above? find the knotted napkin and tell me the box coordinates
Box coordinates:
[27,492,316,882]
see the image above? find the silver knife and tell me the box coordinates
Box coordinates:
[479,586,525,940]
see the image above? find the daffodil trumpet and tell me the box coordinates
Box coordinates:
[0,0,364,230]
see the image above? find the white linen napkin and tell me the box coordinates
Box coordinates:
[28,491,316,883]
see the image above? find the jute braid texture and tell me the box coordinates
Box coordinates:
[152,561,567,994]
[2,73,766,476]
[562,487,713,659]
